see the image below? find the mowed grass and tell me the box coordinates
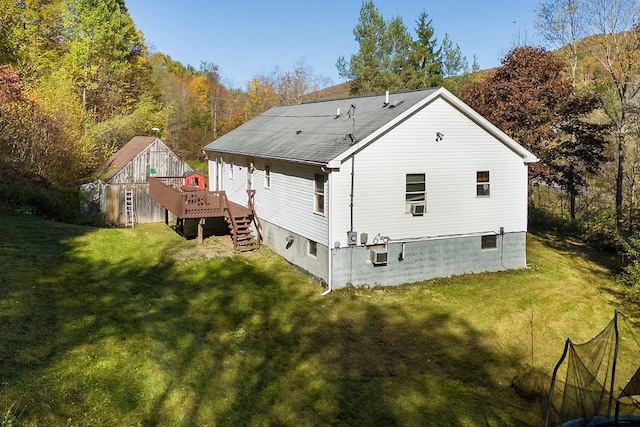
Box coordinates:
[0,213,637,426]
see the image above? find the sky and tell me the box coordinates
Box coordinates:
[126,0,540,89]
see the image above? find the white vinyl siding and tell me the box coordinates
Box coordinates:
[248,161,328,246]
[328,97,528,246]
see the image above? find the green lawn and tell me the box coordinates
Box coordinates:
[0,213,637,426]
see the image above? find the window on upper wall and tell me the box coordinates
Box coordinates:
[477,171,490,197]
[264,165,271,188]
[314,174,325,215]
[229,160,234,179]
[481,234,497,249]
[406,173,426,215]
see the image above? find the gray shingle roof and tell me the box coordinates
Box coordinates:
[203,88,439,165]
[98,136,157,181]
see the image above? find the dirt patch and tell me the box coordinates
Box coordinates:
[169,235,237,261]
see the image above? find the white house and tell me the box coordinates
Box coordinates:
[203,87,538,292]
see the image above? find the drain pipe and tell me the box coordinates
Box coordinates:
[322,166,334,295]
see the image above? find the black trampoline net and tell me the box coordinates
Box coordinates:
[545,310,640,426]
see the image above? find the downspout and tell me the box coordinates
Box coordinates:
[350,156,355,231]
[322,167,333,296]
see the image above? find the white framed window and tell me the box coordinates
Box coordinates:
[264,165,271,188]
[314,173,325,215]
[406,173,426,215]
[229,160,234,179]
[481,235,497,250]
[477,171,490,197]
[308,240,317,257]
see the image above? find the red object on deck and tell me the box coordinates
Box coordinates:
[182,171,205,190]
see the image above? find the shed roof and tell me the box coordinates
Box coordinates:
[203,87,538,166]
[98,136,157,181]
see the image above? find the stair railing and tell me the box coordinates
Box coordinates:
[246,190,262,242]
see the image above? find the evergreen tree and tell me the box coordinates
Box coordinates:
[337,0,388,95]
[383,16,413,90]
[471,55,480,73]
[405,11,442,88]
[337,3,444,94]
[441,33,468,78]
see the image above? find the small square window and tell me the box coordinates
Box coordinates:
[477,171,490,197]
[264,165,271,188]
[308,240,317,257]
[481,235,497,249]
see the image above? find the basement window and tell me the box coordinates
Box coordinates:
[481,235,498,250]
[308,240,317,257]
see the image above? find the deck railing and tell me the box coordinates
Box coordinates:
[149,177,228,218]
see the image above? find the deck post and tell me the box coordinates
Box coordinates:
[197,217,205,244]
[164,208,169,225]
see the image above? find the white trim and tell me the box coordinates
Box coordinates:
[328,87,539,167]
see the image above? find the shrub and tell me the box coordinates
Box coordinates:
[0,181,84,223]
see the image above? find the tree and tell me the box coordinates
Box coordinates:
[405,11,442,88]
[441,33,468,78]
[461,47,607,216]
[383,16,413,89]
[535,0,583,81]
[471,55,480,73]
[545,97,610,220]
[0,66,82,185]
[61,0,154,120]
[337,0,389,95]
[337,3,444,95]
[536,0,640,230]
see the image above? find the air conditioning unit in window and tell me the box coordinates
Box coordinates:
[370,249,388,265]
[411,203,426,216]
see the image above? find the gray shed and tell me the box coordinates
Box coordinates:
[90,136,194,226]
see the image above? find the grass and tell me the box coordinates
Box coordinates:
[0,212,638,426]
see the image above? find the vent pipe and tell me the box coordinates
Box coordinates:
[385,91,389,105]
[336,107,340,117]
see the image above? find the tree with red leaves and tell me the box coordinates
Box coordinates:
[461,46,609,220]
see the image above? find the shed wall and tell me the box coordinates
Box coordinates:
[104,183,166,225]
[109,139,189,184]
[103,138,193,225]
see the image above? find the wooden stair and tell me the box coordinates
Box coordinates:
[226,213,259,252]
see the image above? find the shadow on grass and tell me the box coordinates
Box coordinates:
[1,216,542,425]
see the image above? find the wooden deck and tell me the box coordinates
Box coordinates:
[148,177,259,250]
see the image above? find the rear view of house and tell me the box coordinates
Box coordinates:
[203,87,538,291]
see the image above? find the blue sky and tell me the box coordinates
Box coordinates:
[126,0,539,89]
